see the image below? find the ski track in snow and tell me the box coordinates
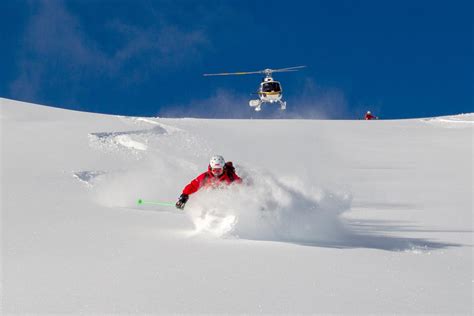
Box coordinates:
[89,117,212,159]
[421,113,474,128]
[73,170,106,187]
[89,126,165,156]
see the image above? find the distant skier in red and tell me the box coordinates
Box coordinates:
[176,155,242,209]
[365,111,378,120]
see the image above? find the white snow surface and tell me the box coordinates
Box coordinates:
[1,98,472,314]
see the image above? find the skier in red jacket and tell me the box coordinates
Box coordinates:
[365,111,378,120]
[175,155,242,209]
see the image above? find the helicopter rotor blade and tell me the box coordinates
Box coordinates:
[270,69,300,73]
[203,66,306,77]
[203,70,263,76]
[271,66,307,73]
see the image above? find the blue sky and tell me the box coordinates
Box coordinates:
[1,0,472,119]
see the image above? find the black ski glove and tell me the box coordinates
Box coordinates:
[175,194,189,209]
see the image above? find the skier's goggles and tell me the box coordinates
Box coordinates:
[211,167,223,174]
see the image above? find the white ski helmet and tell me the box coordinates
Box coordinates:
[209,155,225,169]
[367,111,371,114]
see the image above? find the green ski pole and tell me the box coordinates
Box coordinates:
[137,199,175,207]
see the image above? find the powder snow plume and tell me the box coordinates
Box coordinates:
[81,115,355,245]
[185,168,353,243]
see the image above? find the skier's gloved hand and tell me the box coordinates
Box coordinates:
[175,194,189,210]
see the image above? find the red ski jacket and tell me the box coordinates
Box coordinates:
[182,163,242,196]
[365,113,377,120]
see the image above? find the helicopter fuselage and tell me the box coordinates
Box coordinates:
[258,78,282,103]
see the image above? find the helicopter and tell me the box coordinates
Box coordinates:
[203,66,306,111]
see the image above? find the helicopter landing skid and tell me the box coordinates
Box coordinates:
[250,99,286,112]
[249,99,262,112]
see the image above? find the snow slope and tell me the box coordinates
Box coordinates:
[1,98,472,314]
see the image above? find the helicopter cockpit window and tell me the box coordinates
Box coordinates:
[262,82,281,93]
